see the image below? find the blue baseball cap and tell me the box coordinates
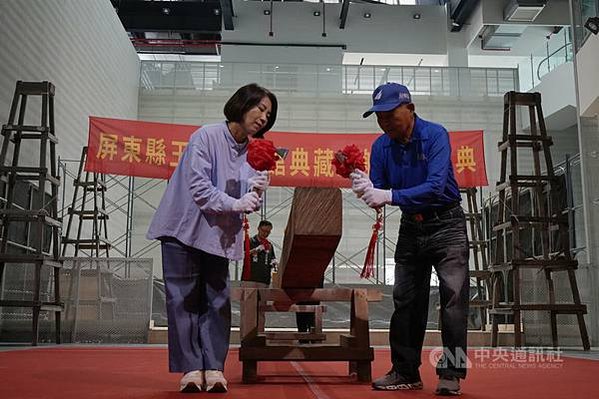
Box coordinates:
[362,82,412,118]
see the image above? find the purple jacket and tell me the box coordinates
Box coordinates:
[147,122,256,260]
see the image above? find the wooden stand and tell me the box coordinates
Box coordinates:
[0,81,63,345]
[237,287,381,383]
[237,187,380,382]
[490,91,589,349]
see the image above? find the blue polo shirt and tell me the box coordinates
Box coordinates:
[370,115,461,214]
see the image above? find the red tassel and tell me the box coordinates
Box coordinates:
[361,208,383,279]
[242,215,251,281]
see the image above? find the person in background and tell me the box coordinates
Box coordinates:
[147,83,277,393]
[241,220,278,288]
[352,82,469,396]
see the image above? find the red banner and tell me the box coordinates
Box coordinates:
[86,117,488,187]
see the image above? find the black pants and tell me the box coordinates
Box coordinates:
[390,205,469,379]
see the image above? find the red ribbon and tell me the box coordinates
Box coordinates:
[242,215,251,281]
[332,144,378,279]
[361,207,383,279]
[242,138,279,281]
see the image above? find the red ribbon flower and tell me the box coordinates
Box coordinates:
[331,144,366,178]
[243,138,279,282]
[331,144,379,280]
[247,139,279,171]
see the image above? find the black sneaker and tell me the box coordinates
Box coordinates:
[372,369,423,390]
[435,376,461,396]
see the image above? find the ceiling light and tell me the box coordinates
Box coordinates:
[584,16,599,35]
[213,9,221,16]
[413,13,421,20]
[363,12,371,19]
[325,67,331,72]
[162,7,170,15]
[313,11,321,17]
[264,9,271,16]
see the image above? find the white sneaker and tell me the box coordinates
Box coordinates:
[180,370,203,393]
[204,370,228,393]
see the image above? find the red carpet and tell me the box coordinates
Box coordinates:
[0,347,598,398]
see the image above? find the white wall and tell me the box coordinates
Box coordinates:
[0,0,140,256]
[576,34,599,117]
[525,62,577,131]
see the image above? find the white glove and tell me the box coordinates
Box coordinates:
[349,169,373,195]
[361,187,392,208]
[248,170,270,193]
[232,191,262,213]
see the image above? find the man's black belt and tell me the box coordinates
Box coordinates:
[405,202,461,222]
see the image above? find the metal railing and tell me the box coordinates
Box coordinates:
[140,61,518,97]
[518,28,573,92]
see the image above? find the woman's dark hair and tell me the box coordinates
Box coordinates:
[223,83,278,138]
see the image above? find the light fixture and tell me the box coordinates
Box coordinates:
[213,9,221,16]
[313,11,321,17]
[325,67,331,72]
[162,7,170,15]
[264,9,271,16]
[584,17,599,35]
[363,12,372,19]
[413,13,421,20]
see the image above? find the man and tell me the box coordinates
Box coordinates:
[242,220,277,287]
[351,82,469,396]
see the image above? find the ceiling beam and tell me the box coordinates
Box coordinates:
[220,0,234,31]
[115,1,222,33]
[339,0,350,29]
[449,0,480,32]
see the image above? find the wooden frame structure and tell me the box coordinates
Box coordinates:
[490,91,589,349]
[237,287,381,383]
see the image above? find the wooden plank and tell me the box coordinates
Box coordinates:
[276,187,342,288]
[350,289,370,349]
[259,304,327,313]
[263,332,326,341]
[238,288,382,302]
[239,288,259,344]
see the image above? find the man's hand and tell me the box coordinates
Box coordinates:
[248,170,270,192]
[251,244,265,254]
[232,192,262,213]
[361,187,392,208]
[349,169,373,196]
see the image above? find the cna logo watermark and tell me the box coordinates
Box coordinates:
[429,347,564,370]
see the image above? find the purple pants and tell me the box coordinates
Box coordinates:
[161,237,231,373]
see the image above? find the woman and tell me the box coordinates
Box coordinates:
[147,83,277,393]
